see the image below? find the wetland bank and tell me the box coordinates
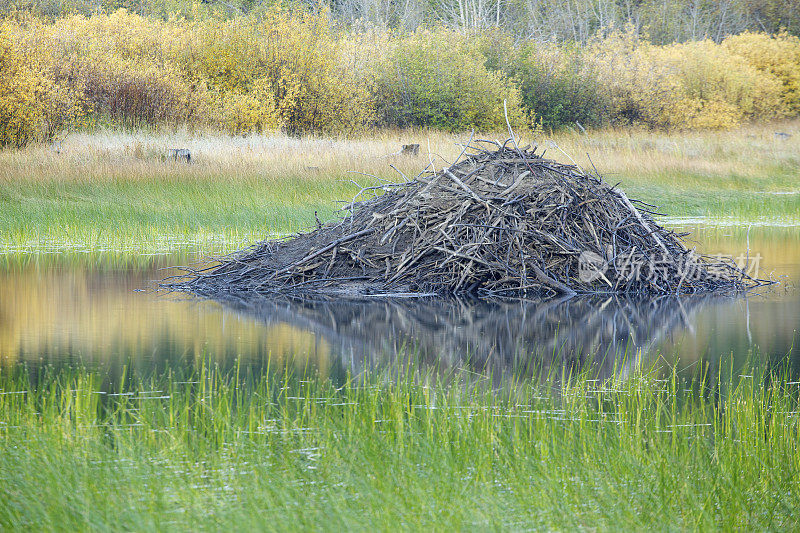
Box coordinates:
[1,127,799,530]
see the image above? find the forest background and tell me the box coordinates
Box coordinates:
[1,0,800,146]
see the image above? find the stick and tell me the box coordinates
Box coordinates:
[274,228,376,276]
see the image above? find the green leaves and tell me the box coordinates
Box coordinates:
[372,29,527,132]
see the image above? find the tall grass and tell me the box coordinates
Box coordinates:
[4,123,797,190]
[0,357,798,530]
[0,123,798,252]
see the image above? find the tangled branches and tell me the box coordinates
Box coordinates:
[168,139,761,297]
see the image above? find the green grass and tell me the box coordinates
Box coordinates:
[1,358,798,530]
[0,177,362,253]
[2,125,800,252]
[620,167,800,223]
[2,167,798,254]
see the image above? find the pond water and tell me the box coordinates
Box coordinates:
[1,226,798,385]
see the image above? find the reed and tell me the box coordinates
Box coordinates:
[0,356,797,530]
[0,123,798,253]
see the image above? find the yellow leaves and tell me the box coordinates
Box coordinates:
[0,24,85,148]
[3,9,800,145]
[222,80,280,135]
[150,8,372,134]
[673,99,742,130]
[723,31,800,114]
[1,8,376,139]
[585,27,794,130]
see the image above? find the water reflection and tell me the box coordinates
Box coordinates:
[0,225,798,384]
[0,258,332,377]
[200,292,725,380]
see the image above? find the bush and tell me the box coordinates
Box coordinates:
[221,79,280,135]
[184,10,375,135]
[3,11,800,145]
[510,42,604,130]
[8,9,374,138]
[667,39,787,127]
[586,26,789,130]
[79,61,197,127]
[723,31,800,114]
[11,11,206,130]
[372,29,526,132]
[0,23,84,147]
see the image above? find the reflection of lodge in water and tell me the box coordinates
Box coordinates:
[2,257,795,382]
[3,225,798,381]
[207,293,716,380]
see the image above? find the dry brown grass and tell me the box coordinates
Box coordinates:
[0,128,466,184]
[2,121,798,189]
[555,120,800,188]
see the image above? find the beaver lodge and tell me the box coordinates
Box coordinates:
[169,139,761,298]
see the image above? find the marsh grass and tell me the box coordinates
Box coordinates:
[1,122,798,252]
[1,356,798,530]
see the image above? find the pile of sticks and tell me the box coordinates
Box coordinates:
[171,139,760,297]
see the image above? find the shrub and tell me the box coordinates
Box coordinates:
[723,31,800,114]
[372,29,527,132]
[78,61,196,127]
[8,9,374,137]
[3,10,800,143]
[584,28,677,129]
[586,26,788,130]
[0,23,85,147]
[510,42,605,130]
[667,39,787,127]
[187,10,375,135]
[221,79,280,135]
[12,11,206,129]
[259,9,374,135]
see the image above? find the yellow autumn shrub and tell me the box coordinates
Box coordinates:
[5,9,373,138]
[723,31,800,114]
[254,9,374,135]
[0,22,85,147]
[14,12,206,128]
[656,39,786,128]
[3,10,800,144]
[587,26,788,130]
[586,28,679,129]
[184,10,374,134]
[221,78,280,134]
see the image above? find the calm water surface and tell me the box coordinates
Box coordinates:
[1,226,798,385]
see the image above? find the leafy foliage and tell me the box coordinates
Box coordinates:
[0,23,85,147]
[510,42,604,129]
[3,9,373,142]
[2,11,800,146]
[187,10,375,135]
[584,26,789,130]
[371,29,526,132]
[723,31,800,114]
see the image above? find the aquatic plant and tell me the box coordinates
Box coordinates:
[0,357,797,529]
